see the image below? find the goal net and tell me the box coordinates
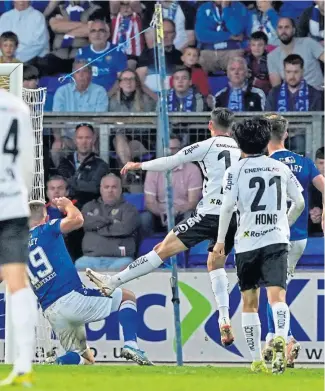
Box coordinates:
[0,63,55,364]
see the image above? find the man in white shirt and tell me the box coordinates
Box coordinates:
[86,108,242,347]
[0,1,49,62]
[213,116,305,375]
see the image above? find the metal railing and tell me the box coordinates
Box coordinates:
[44,112,324,188]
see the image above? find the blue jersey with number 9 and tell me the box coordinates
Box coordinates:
[28,219,84,310]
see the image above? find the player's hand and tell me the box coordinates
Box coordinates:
[120,162,142,175]
[52,197,73,212]
[213,242,225,256]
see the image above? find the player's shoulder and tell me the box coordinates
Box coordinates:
[0,90,29,115]
[182,138,215,156]
[213,135,239,150]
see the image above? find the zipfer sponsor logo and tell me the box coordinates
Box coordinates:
[183,144,199,155]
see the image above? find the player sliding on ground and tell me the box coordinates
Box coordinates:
[28,198,153,366]
[213,117,305,374]
[0,90,37,387]
[263,114,325,367]
[87,108,241,346]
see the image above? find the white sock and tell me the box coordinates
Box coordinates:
[11,287,38,373]
[266,332,275,344]
[272,302,290,340]
[209,269,229,323]
[242,312,262,361]
[111,250,163,286]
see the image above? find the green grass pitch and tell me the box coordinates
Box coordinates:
[0,365,323,391]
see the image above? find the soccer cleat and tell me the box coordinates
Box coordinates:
[0,371,33,387]
[121,345,154,366]
[262,339,274,363]
[86,268,116,296]
[219,320,235,347]
[251,360,268,373]
[286,338,301,368]
[272,336,287,374]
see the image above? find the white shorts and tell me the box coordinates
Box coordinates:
[43,288,122,354]
[287,239,307,282]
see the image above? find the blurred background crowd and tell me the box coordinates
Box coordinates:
[0,0,323,269]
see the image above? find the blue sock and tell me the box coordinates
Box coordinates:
[119,300,138,348]
[56,351,83,365]
[267,302,275,334]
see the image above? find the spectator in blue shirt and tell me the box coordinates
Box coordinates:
[77,19,127,94]
[195,1,249,73]
[53,59,109,113]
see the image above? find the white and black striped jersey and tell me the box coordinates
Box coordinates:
[0,90,34,221]
[220,155,304,253]
[141,136,241,215]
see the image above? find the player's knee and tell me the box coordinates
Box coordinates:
[121,288,136,303]
[267,286,286,305]
[207,252,226,271]
[242,292,258,311]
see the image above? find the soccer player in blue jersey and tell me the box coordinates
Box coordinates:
[28,198,152,366]
[264,114,324,367]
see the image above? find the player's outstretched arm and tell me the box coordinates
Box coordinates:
[52,197,84,233]
[120,141,208,175]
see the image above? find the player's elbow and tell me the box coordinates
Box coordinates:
[74,214,84,229]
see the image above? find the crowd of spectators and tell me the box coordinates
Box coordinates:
[0,0,323,269]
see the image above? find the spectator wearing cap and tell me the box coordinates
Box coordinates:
[267,17,324,90]
[309,147,324,237]
[76,174,139,271]
[57,123,109,209]
[247,0,280,47]
[0,1,49,62]
[245,31,271,95]
[77,19,127,94]
[168,67,205,112]
[195,1,249,74]
[298,1,324,44]
[214,56,266,111]
[266,54,323,112]
[53,59,108,113]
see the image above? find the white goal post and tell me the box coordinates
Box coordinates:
[0,63,50,364]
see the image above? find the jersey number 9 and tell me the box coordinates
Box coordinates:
[27,246,54,287]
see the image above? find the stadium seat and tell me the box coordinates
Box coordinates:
[123,193,145,212]
[39,74,70,111]
[208,76,229,96]
[297,237,324,268]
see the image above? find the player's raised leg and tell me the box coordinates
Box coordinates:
[86,229,187,295]
[0,219,38,387]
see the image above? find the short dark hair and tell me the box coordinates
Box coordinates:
[47,175,68,188]
[233,116,271,154]
[29,201,47,223]
[0,31,18,46]
[278,16,296,29]
[75,123,95,133]
[23,64,39,81]
[210,108,235,131]
[316,147,324,160]
[183,45,200,55]
[264,113,288,141]
[170,133,182,143]
[173,66,192,78]
[250,31,268,45]
[283,54,304,68]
